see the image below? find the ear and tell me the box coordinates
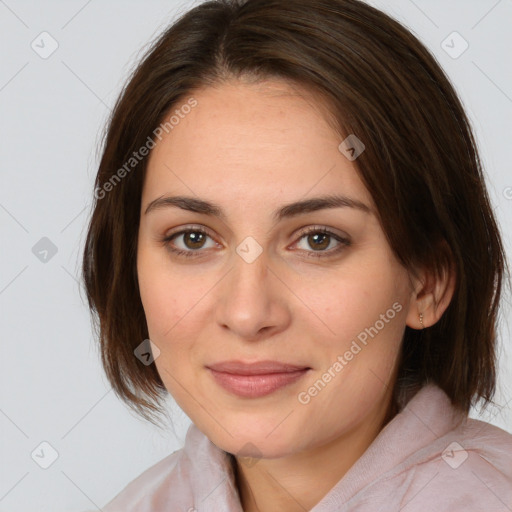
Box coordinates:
[405,249,456,330]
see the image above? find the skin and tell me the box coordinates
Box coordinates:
[136,78,454,512]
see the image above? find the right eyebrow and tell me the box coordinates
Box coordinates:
[144,194,372,223]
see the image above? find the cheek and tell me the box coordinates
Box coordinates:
[298,275,406,434]
[137,246,190,350]
[303,259,408,400]
[312,264,407,344]
[137,245,201,339]
[137,264,175,339]
[136,245,214,397]
[137,254,198,399]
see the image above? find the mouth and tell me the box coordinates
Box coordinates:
[206,360,311,398]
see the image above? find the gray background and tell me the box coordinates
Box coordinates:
[0,1,511,511]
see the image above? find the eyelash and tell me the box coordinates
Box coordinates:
[160,225,351,260]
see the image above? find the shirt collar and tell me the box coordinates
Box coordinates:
[182,383,465,510]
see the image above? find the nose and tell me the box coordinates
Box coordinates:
[214,248,291,341]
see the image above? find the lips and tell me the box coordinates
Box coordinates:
[206,360,311,398]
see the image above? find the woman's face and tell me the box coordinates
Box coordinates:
[137,79,418,459]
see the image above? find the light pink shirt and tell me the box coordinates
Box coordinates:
[94,384,512,511]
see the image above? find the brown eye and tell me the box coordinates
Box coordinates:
[181,231,208,250]
[162,227,217,258]
[294,227,351,258]
[306,232,331,251]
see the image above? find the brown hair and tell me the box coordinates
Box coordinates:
[82,0,507,428]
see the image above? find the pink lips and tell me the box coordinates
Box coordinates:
[206,360,311,398]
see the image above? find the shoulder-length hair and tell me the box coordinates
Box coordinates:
[82,0,507,427]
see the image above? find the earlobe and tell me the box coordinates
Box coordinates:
[405,292,433,330]
[405,261,456,330]
[418,312,425,329]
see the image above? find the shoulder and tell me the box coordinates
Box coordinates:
[97,423,239,512]
[399,418,512,511]
[100,448,190,512]
[346,385,512,511]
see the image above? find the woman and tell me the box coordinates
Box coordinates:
[82,0,512,510]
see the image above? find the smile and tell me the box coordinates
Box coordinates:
[206,360,311,398]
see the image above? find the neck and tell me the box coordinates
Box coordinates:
[232,394,398,512]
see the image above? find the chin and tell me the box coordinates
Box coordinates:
[204,419,305,460]
[227,438,298,461]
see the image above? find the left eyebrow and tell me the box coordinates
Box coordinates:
[144,194,372,222]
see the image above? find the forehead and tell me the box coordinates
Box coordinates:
[143,79,373,212]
